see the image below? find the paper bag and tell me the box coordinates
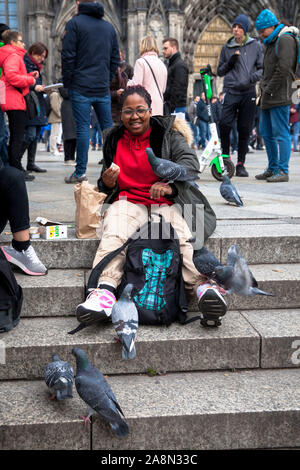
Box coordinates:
[74,181,107,239]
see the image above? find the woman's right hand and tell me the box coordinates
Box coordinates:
[102,165,120,188]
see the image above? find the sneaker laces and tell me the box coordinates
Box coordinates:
[23,245,41,263]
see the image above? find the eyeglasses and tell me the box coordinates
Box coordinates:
[121,107,150,117]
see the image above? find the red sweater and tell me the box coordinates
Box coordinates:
[114,127,173,206]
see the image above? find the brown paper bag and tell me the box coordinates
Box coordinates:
[74,181,107,239]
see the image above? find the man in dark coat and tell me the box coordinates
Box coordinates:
[62,0,120,183]
[162,37,189,115]
[255,9,299,182]
[217,14,264,177]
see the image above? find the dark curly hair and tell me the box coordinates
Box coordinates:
[120,85,152,109]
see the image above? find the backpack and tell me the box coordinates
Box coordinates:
[68,214,201,335]
[275,32,300,75]
[0,249,23,333]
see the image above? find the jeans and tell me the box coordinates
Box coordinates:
[198,120,211,148]
[0,109,8,166]
[259,105,291,174]
[91,124,102,147]
[291,121,300,151]
[69,90,113,176]
[219,91,256,164]
[190,122,199,147]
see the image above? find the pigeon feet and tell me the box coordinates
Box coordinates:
[79,415,92,428]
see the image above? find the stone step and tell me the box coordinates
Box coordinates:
[0,368,299,450]
[1,221,300,268]
[15,263,300,318]
[1,308,299,380]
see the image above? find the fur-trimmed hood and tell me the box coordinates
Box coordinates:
[172,116,193,146]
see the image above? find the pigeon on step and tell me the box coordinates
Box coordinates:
[44,354,74,400]
[145,147,199,184]
[72,347,129,438]
[215,244,274,297]
[112,284,139,360]
[220,176,243,206]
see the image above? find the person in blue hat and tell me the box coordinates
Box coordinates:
[255,9,299,182]
[217,14,264,177]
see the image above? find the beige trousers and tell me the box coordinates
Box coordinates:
[93,200,205,297]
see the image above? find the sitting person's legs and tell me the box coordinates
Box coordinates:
[77,199,148,318]
[0,166,47,275]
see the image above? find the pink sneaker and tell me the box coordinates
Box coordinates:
[76,288,116,325]
[197,283,227,327]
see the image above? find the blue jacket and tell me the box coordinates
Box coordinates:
[61,2,120,97]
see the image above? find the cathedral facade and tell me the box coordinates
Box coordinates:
[7,0,300,97]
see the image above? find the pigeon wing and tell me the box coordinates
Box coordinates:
[88,365,125,417]
[45,361,74,388]
[193,247,222,277]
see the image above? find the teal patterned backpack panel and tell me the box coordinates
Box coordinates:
[134,248,173,311]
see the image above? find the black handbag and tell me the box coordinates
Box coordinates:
[16,88,40,120]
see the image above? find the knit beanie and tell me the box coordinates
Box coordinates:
[256,9,279,31]
[232,14,251,33]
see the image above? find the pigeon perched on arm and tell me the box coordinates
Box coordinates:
[215,244,274,297]
[220,176,243,206]
[112,284,139,360]
[72,348,129,438]
[145,147,199,184]
[44,354,74,400]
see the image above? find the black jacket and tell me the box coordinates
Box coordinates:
[217,35,263,95]
[164,52,189,112]
[23,54,47,127]
[61,2,120,97]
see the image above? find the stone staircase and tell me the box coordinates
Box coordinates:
[0,218,300,450]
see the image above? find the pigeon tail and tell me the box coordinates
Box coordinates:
[110,419,130,438]
[121,334,136,360]
[251,287,275,297]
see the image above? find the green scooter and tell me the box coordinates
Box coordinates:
[198,65,235,181]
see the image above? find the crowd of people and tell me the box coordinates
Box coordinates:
[0,0,299,325]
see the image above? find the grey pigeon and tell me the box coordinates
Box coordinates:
[193,246,223,278]
[44,354,74,400]
[220,176,243,206]
[72,347,129,438]
[112,284,139,360]
[145,147,199,184]
[215,244,274,297]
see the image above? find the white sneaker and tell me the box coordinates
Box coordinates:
[76,288,116,325]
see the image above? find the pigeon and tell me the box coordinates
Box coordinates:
[44,354,74,400]
[145,147,199,184]
[111,284,139,360]
[220,176,243,206]
[72,347,129,438]
[215,244,274,297]
[193,246,223,278]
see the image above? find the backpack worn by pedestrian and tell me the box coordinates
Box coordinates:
[68,214,201,335]
[0,248,23,333]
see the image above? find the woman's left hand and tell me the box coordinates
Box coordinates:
[150,182,172,199]
[31,71,39,79]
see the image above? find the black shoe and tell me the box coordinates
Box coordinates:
[255,168,273,180]
[198,287,227,327]
[24,171,35,181]
[235,164,249,177]
[98,158,104,165]
[27,165,47,173]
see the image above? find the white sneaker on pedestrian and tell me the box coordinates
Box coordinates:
[1,245,47,276]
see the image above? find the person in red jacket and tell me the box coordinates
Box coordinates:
[0,30,38,180]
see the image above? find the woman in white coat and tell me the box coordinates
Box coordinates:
[127,36,167,116]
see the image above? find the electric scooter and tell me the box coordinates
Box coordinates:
[198,65,235,181]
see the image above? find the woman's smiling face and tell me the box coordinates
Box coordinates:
[121,93,152,135]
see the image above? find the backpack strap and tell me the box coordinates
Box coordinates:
[275,32,299,77]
